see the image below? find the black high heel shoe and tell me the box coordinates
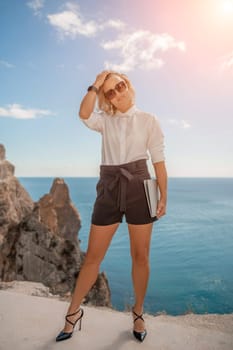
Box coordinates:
[132,307,147,342]
[56,308,84,342]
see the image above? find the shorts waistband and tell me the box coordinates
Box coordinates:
[100,158,147,174]
[99,159,149,212]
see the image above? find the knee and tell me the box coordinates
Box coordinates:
[132,252,149,266]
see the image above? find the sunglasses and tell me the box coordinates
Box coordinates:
[104,81,127,100]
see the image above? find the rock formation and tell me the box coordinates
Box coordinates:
[0,144,111,307]
[0,144,34,243]
[37,178,81,241]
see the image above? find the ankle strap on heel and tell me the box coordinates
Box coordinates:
[65,308,83,326]
[132,308,144,322]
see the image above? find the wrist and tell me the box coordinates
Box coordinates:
[93,82,101,89]
[87,85,99,94]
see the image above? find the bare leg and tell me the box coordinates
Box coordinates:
[62,222,120,332]
[128,222,153,332]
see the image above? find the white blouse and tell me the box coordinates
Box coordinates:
[80,104,165,165]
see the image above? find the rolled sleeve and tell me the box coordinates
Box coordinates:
[147,115,165,163]
[79,111,104,133]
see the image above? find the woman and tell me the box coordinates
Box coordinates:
[56,70,167,343]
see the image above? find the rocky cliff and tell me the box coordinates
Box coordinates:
[0,144,111,307]
[0,144,34,242]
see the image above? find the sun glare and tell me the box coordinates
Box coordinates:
[222,0,233,14]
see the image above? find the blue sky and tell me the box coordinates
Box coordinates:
[0,0,233,177]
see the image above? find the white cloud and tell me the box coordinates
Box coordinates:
[47,10,97,38]
[101,30,186,72]
[27,0,44,16]
[100,19,125,31]
[45,3,185,72]
[0,104,55,119]
[167,118,191,129]
[220,51,233,74]
[181,120,191,129]
[47,3,124,38]
[0,60,15,68]
[65,2,80,12]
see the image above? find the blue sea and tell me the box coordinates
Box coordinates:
[19,177,233,316]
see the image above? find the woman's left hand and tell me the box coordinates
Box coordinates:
[156,198,167,219]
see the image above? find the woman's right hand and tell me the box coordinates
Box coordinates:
[93,70,113,89]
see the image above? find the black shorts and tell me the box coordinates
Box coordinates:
[91,159,158,225]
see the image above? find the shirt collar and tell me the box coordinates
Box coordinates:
[114,104,137,117]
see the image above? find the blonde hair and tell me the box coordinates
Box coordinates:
[97,72,135,116]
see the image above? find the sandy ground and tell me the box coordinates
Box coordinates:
[0,289,233,350]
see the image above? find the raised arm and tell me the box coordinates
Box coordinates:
[79,70,112,119]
